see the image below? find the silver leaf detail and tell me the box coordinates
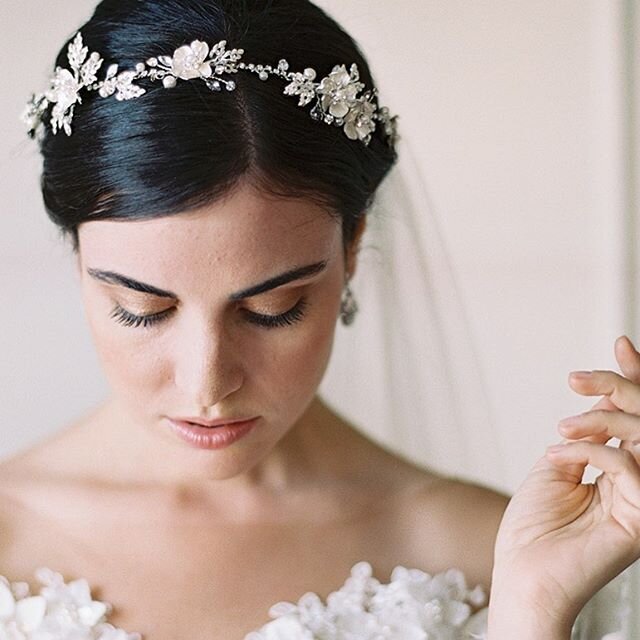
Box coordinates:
[67,33,88,72]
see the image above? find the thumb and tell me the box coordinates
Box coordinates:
[615,335,640,384]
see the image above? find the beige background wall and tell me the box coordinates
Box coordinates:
[1,1,638,493]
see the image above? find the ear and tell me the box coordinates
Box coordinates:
[345,215,367,280]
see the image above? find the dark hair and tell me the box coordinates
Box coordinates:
[37,0,398,253]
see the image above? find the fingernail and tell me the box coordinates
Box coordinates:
[547,444,566,454]
[559,413,584,423]
[570,371,592,379]
[558,418,579,431]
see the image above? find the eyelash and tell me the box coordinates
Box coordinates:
[243,298,309,328]
[109,298,309,331]
[109,306,174,329]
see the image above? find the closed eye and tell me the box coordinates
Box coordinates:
[242,297,309,328]
[109,297,309,330]
[109,304,174,329]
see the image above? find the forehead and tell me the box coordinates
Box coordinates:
[78,184,341,287]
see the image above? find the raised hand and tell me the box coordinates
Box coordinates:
[487,336,640,640]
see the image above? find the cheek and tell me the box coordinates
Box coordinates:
[255,286,341,405]
[84,296,167,407]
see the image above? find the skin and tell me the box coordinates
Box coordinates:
[489,335,640,639]
[0,179,508,639]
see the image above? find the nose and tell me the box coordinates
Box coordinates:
[173,319,244,409]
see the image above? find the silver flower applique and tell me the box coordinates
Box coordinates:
[47,32,104,135]
[171,40,213,80]
[150,40,244,90]
[317,63,365,119]
[343,94,377,143]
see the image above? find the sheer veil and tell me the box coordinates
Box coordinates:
[319,136,505,487]
[318,137,633,639]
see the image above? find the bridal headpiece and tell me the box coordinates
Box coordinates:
[21,32,399,147]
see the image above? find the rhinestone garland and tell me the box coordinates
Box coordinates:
[21,33,399,147]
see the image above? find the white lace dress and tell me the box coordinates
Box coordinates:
[0,562,630,639]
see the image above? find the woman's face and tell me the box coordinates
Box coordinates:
[76,181,362,480]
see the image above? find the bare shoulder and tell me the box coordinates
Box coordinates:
[336,417,509,591]
[348,429,510,591]
[425,475,510,521]
[0,461,33,578]
[0,452,74,549]
[413,478,509,590]
[400,472,510,591]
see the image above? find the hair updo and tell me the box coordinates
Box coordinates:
[37,0,398,253]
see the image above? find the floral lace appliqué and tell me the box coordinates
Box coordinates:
[244,561,488,640]
[0,567,140,640]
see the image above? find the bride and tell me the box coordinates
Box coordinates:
[5,0,640,638]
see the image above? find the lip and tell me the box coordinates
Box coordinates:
[171,416,258,428]
[166,417,259,450]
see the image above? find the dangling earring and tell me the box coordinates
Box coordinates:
[340,281,358,326]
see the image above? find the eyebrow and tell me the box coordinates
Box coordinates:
[86,260,328,301]
[230,260,328,300]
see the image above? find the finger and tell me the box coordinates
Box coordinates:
[556,424,610,446]
[556,390,622,445]
[568,370,640,415]
[546,441,640,482]
[615,335,640,384]
[544,441,592,481]
[558,398,615,445]
[558,410,640,444]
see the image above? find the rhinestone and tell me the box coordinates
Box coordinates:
[215,66,224,74]
[163,76,177,89]
[135,63,145,73]
[278,59,289,71]
[147,57,158,66]
[256,65,263,71]
[303,68,317,80]
[90,52,100,61]
[258,71,268,81]
[226,80,236,90]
